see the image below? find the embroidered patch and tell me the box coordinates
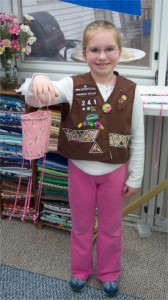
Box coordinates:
[63,128,100,142]
[74,84,97,98]
[63,128,103,154]
[109,133,130,148]
[89,142,103,153]
[81,98,97,108]
[63,129,78,141]
[88,129,100,140]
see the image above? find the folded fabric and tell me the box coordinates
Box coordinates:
[0,112,22,125]
[37,160,68,172]
[0,135,22,145]
[0,94,25,106]
[40,212,72,224]
[41,195,69,202]
[0,143,22,151]
[0,167,31,176]
[37,176,68,185]
[42,201,70,211]
[0,160,30,168]
[1,180,29,191]
[38,220,71,231]
[0,174,29,182]
[37,166,68,177]
[0,94,25,112]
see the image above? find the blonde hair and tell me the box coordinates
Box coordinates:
[82,20,122,50]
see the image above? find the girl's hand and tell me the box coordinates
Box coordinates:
[123,185,139,198]
[32,75,59,106]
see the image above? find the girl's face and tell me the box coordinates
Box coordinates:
[83,29,121,80]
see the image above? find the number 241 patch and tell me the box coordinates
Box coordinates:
[81,99,97,106]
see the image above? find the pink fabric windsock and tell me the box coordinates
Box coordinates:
[9,109,51,223]
[21,110,51,160]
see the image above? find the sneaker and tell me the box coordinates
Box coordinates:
[70,277,87,292]
[102,281,119,297]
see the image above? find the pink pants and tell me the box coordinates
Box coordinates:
[68,160,127,282]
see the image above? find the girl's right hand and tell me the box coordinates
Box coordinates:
[32,74,59,106]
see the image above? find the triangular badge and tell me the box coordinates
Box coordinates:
[89,142,103,153]
[88,129,100,141]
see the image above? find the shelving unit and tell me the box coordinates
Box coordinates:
[35,106,71,231]
[0,90,71,231]
[0,87,35,221]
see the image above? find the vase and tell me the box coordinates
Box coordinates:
[0,62,18,90]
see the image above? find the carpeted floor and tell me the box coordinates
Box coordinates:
[1,218,168,300]
[0,264,143,300]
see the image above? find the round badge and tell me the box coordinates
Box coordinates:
[102,103,112,113]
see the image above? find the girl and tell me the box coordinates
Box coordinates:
[25,20,145,297]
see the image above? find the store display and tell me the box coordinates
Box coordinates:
[0,93,35,220]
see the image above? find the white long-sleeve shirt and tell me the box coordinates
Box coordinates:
[23,76,145,188]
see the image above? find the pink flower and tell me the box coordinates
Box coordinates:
[2,39,11,48]
[8,14,19,24]
[11,40,20,51]
[0,13,6,24]
[8,23,20,35]
[4,15,14,23]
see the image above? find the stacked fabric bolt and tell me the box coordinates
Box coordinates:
[40,201,71,231]
[39,107,61,152]
[49,109,61,152]
[37,152,70,231]
[0,94,34,220]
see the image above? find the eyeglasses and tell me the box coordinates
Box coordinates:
[86,46,120,57]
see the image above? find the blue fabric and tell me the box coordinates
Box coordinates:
[0,95,25,112]
[0,112,21,125]
[0,144,22,158]
[59,0,141,16]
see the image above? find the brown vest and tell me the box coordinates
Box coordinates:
[57,71,136,164]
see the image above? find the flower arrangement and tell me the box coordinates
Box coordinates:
[0,13,37,88]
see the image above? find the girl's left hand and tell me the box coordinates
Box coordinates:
[123,185,139,198]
